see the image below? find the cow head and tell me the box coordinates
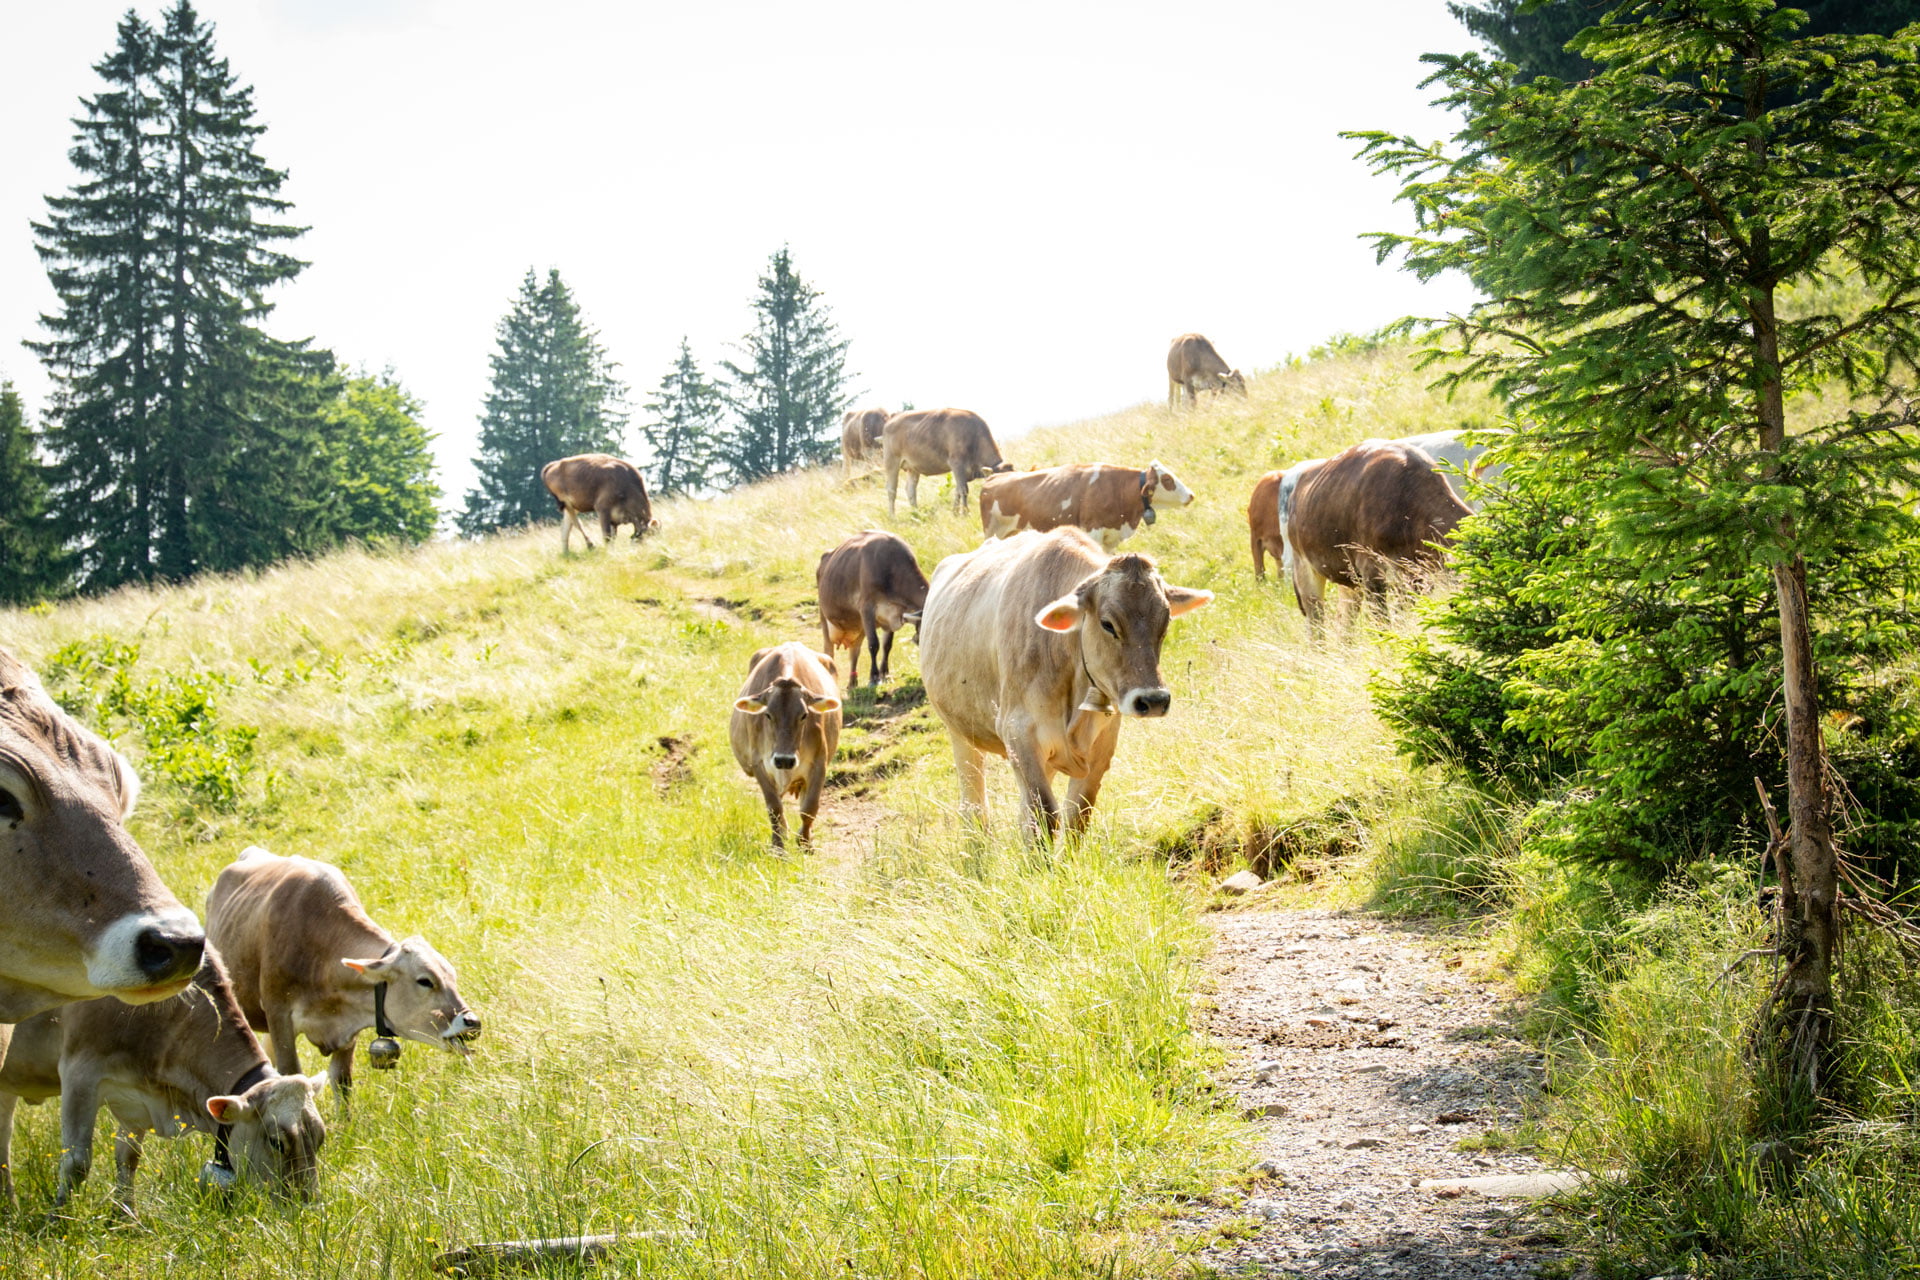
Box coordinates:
[206,1072,328,1198]
[1142,461,1196,509]
[1033,555,1212,718]
[0,650,205,1021]
[734,678,841,781]
[1222,370,1248,397]
[341,937,481,1053]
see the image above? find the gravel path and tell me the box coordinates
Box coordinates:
[1175,904,1578,1279]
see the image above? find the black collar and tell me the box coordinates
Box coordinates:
[374,980,396,1039]
[212,1061,275,1171]
[1139,475,1158,525]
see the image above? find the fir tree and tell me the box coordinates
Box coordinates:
[640,338,720,496]
[460,268,628,535]
[718,248,853,484]
[0,383,68,604]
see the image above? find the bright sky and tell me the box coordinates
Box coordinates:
[0,0,1482,509]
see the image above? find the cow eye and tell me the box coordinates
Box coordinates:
[1100,620,1118,638]
[417,977,435,990]
[0,787,21,824]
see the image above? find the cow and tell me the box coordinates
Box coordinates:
[205,846,481,1115]
[817,531,930,688]
[1166,334,1248,410]
[1277,457,1328,582]
[541,453,658,552]
[840,407,891,480]
[1286,440,1471,626]
[918,528,1211,841]
[978,461,1196,551]
[0,647,204,1023]
[729,643,842,850]
[1391,427,1510,511]
[1247,470,1284,580]
[0,951,327,1215]
[881,408,1014,515]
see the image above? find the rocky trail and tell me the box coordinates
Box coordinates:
[1176,904,1580,1279]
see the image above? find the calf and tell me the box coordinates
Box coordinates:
[0,952,326,1215]
[841,408,891,480]
[1287,441,1469,625]
[882,408,1014,515]
[205,846,481,1114]
[1247,470,1283,580]
[1166,334,1247,410]
[919,528,1211,840]
[730,643,843,850]
[541,453,658,551]
[817,531,930,687]
[978,461,1195,551]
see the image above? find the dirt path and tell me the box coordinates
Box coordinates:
[1174,904,1576,1279]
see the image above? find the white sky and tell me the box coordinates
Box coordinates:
[0,0,1481,508]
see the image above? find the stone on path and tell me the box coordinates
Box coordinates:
[1415,1171,1588,1197]
[1219,870,1265,895]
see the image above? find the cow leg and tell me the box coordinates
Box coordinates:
[862,604,881,688]
[0,1091,16,1206]
[1065,722,1122,837]
[1008,741,1061,843]
[905,470,921,509]
[950,464,971,516]
[757,773,789,849]
[328,1042,358,1117]
[111,1128,143,1218]
[885,459,901,514]
[952,738,988,826]
[797,765,826,850]
[560,510,574,553]
[1251,532,1266,580]
[879,627,896,684]
[53,1079,100,1210]
[1169,378,1180,412]
[599,507,617,547]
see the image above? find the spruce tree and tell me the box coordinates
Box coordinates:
[718,247,853,484]
[640,338,720,496]
[0,383,68,604]
[460,268,628,535]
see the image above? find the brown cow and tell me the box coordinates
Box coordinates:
[881,408,1014,515]
[541,453,658,552]
[1166,334,1248,410]
[1247,470,1284,580]
[0,648,203,1022]
[0,952,327,1215]
[817,531,930,687]
[919,529,1211,840]
[840,407,891,480]
[729,643,842,850]
[206,846,481,1114]
[1286,440,1470,625]
[978,461,1195,551]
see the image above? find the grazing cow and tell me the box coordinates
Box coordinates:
[1166,334,1248,410]
[541,453,658,552]
[882,408,1014,515]
[729,643,842,850]
[919,528,1211,840]
[840,408,891,479]
[978,461,1196,551]
[1247,470,1284,580]
[205,846,481,1114]
[1392,428,1510,510]
[817,531,930,687]
[0,648,204,1022]
[1286,441,1470,624]
[0,952,326,1214]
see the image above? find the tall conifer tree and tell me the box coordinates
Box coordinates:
[460,268,628,535]
[719,248,853,484]
[0,383,68,604]
[640,338,720,497]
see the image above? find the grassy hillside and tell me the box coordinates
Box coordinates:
[0,340,1498,1277]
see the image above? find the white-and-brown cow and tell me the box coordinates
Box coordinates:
[205,846,481,1114]
[1286,441,1470,626]
[1166,334,1247,410]
[0,648,204,1022]
[817,531,930,688]
[729,643,842,850]
[0,952,327,1215]
[840,407,891,480]
[978,461,1195,551]
[541,453,658,551]
[882,408,1014,515]
[919,528,1211,840]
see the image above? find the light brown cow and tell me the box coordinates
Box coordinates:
[1287,440,1471,625]
[0,648,204,1022]
[881,408,1014,515]
[840,407,891,480]
[817,531,930,687]
[0,951,326,1215]
[1247,470,1284,580]
[205,846,481,1114]
[978,461,1196,551]
[918,529,1211,840]
[730,644,843,850]
[1166,334,1248,410]
[541,453,658,552]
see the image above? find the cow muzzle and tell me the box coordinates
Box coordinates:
[771,753,799,771]
[1121,688,1173,718]
[443,1011,482,1047]
[88,908,206,1001]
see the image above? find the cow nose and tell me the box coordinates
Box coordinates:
[455,1012,482,1041]
[134,924,204,984]
[771,753,798,770]
[1130,689,1172,717]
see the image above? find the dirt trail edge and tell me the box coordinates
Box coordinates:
[1175,905,1576,1279]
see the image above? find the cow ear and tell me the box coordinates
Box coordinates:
[810,696,842,715]
[816,652,838,677]
[1165,586,1214,618]
[307,1070,331,1097]
[206,1095,250,1122]
[342,954,397,980]
[734,697,768,715]
[1035,594,1084,632]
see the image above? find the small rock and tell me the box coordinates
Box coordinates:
[1285,944,1313,956]
[1243,1102,1291,1120]
[1252,1058,1283,1083]
[1374,1016,1399,1030]
[1407,1123,1431,1135]
[1336,1198,1358,1212]
[1246,1197,1283,1220]
[1435,1110,1476,1124]
[1335,977,1370,995]
[1304,1015,1339,1027]
[1343,1137,1385,1150]
[1251,1158,1284,1178]
[1473,1156,1496,1168]
[1354,1063,1387,1074]
[1219,870,1265,895]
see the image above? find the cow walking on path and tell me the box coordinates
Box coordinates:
[730,643,843,850]
[882,409,1013,515]
[978,461,1195,550]
[919,529,1211,840]
[1167,334,1247,410]
[817,531,930,687]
